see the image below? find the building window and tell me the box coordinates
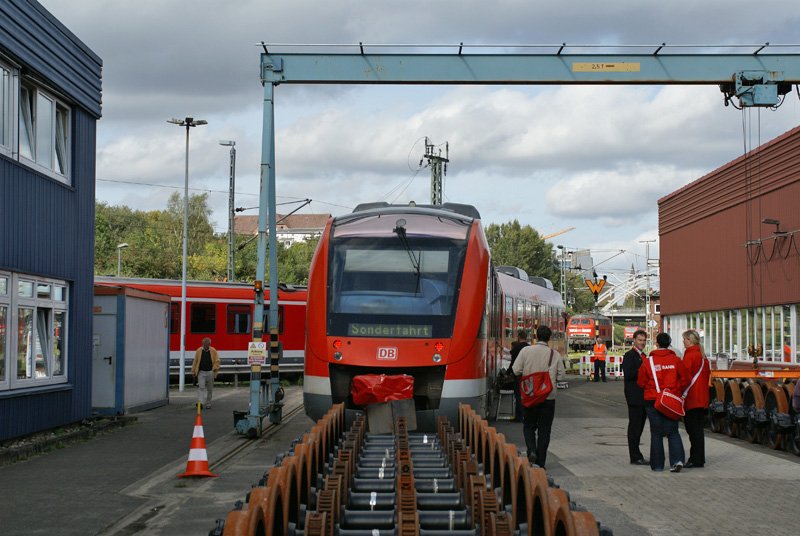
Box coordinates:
[0,62,12,153]
[0,271,68,391]
[18,81,71,182]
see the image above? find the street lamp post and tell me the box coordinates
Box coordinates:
[219,140,236,282]
[116,243,128,277]
[168,116,207,392]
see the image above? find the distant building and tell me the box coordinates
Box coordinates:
[560,248,594,279]
[0,0,102,440]
[234,213,331,247]
[659,126,800,363]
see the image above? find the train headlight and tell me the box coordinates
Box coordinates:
[432,353,442,362]
[434,341,444,352]
[332,339,343,349]
[333,352,343,361]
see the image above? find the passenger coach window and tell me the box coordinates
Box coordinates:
[227,304,251,334]
[190,303,216,333]
[261,306,285,334]
[170,303,179,334]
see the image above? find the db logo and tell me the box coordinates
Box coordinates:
[377,347,398,360]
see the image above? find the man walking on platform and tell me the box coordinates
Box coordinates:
[622,329,648,465]
[512,325,566,469]
[192,337,220,409]
[593,336,607,382]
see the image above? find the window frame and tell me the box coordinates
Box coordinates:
[0,271,68,391]
[16,79,71,184]
[0,59,16,157]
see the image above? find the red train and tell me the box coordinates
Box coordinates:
[94,277,307,378]
[303,202,564,429]
[567,313,613,351]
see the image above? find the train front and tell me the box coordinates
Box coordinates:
[304,204,490,430]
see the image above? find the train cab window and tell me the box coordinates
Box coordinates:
[190,303,216,333]
[581,319,590,325]
[227,304,251,334]
[169,303,180,334]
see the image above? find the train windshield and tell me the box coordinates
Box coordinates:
[327,214,470,338]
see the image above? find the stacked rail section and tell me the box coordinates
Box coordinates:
[213,403,612,536]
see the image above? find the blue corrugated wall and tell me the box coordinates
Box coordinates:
[0,0,100,441]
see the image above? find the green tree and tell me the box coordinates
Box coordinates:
[95,193,216,279]
[565,272,597,314]
[485,220,558,283]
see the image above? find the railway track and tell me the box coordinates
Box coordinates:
[209,403,307,472]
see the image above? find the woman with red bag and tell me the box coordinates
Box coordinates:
[637,332,690,472]
[681,329,710,468]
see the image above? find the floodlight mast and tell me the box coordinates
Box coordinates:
[167,116,207,392]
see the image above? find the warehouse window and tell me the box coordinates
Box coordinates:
[0,272,68,391]
[18,82,71,183]
[0,62,12,154]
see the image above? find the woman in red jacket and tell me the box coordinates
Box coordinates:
[681,329,710,468]
[638,332,690,472]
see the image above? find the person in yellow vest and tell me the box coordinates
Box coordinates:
[593,336,607,382]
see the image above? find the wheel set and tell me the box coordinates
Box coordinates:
[211,403,613,535]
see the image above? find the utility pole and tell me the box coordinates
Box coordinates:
[640,239,656,348]
[220,140,236,282]
[424,137,449,205]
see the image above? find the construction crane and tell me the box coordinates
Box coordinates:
[541,226,575,240]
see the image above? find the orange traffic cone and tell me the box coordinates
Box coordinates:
[178,403,218,478]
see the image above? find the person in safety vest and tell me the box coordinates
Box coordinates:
[593,336,607,382]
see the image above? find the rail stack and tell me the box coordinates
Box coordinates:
[708,361,800,454]
[211,403,613,536]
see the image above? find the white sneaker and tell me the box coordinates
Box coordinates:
[670,462,683,473]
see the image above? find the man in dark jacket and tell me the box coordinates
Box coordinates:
[622,329,648,465]
[508,329,529,422]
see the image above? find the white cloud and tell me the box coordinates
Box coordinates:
[33,0,800,254]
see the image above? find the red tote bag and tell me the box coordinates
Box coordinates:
[520,350,555,408]
[649,357,685,420]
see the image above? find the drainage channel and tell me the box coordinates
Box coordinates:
[210,403,613,536]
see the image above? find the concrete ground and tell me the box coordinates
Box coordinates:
[1,379,798,535]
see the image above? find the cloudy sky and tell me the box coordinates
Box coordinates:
[40,0,800,281]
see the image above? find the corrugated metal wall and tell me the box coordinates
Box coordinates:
[0,0,100,440]
[0,0,102,117]
[659,126,800,315]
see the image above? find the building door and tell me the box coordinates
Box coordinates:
[92,314,117,409]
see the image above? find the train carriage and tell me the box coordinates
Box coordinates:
[303,202,564,429]
[95,277,307,379]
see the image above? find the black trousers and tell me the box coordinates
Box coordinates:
[593,360,606,381]
[683,408,706,465]
[523,399,556,468]
[627,404,647,462]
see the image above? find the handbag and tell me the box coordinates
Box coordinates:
[520,349,554,408]
[648,357,685,420]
